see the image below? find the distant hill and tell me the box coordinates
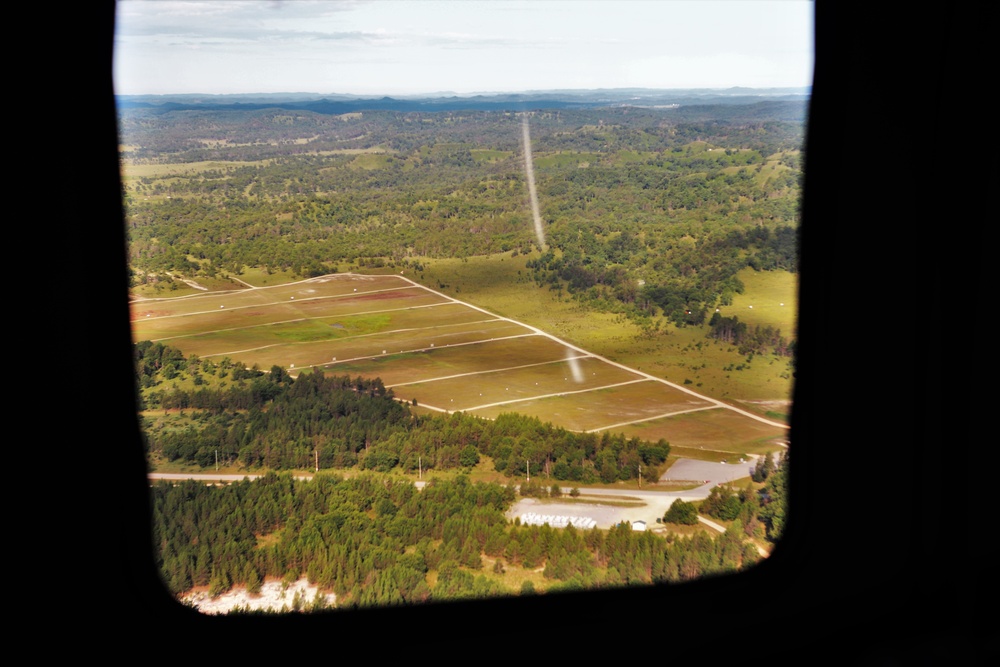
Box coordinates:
[116,87,810,115]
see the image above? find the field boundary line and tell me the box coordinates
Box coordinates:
[585,405,722,432]
[461,378,650,412]
[667,447,752,456]
[393,397,449,413]
[385,354,593,388]
[159,316,506,350]
[387,274,790,431]
[145,302,462,342]
[203,342,285,358]
[133,285,424,321]
[129,273,411,304]
[273,333,541,371]
[302,317,507,345]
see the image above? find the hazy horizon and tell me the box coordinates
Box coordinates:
[116,84,812,99]
[114,1,814,97]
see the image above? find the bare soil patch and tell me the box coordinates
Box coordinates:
[182,577,334,615]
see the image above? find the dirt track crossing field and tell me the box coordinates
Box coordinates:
[132,273,787,446]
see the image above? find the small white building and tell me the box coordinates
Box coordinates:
[631,520,647,532]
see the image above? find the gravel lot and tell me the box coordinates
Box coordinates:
[507,457,759,530]
[509,495,675,530]
[661,457,757,486]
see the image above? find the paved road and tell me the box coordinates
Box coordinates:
[149,472,303,482]
[149,456,755,496]
[149,459,749,497]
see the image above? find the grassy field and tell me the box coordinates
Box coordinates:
[349,153,396,170]
[411,254,796,407]
[130,274,251,299]
[616,408,788,460]
[722,267,798,332]
[470,149,513,163]
[534,151,600,168]
[469,381,717,432]
[238,267,314,287]
[132,275,430,327]
[415,253,644,355]
[122,159,275,179]
[131,258,792,455]
[399,355,641,414]
[333,335,573,386]
[141,304,494,354]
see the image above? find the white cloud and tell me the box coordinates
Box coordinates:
[114,0,813,95]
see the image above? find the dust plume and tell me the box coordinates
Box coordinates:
[521,115,547,250]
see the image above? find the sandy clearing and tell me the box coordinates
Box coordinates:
[182,577,335,615]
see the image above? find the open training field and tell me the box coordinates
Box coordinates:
[329,336,575,386]
[717,267,798,333]
[131,272,788,441]
[612,408,788,461]
[396,355,642,414]
[131,273,419,320]
[414,254,796,405]
[468,379,718,432]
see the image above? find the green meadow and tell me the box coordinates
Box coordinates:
[534,151,600,168]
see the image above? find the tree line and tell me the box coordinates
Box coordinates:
[139,343,670,483]
[707,312,794,358]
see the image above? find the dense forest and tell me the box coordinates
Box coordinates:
[153,461,787,607]
[138,341,670,483]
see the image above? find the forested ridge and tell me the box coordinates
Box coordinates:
[123,104,801,337]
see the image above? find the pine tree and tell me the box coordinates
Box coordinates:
[246,564,262,596]
[208,566,230,598]
[761,452,775,479]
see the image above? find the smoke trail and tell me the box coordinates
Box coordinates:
[566,349,585,383]
[521,115,547,250]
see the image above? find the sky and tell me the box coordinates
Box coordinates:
[113,0,814,96]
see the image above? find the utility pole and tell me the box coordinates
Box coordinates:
[215,449,219,471]
[418,456,422,479]
[526,459,530,483]
[315,449,318,472]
